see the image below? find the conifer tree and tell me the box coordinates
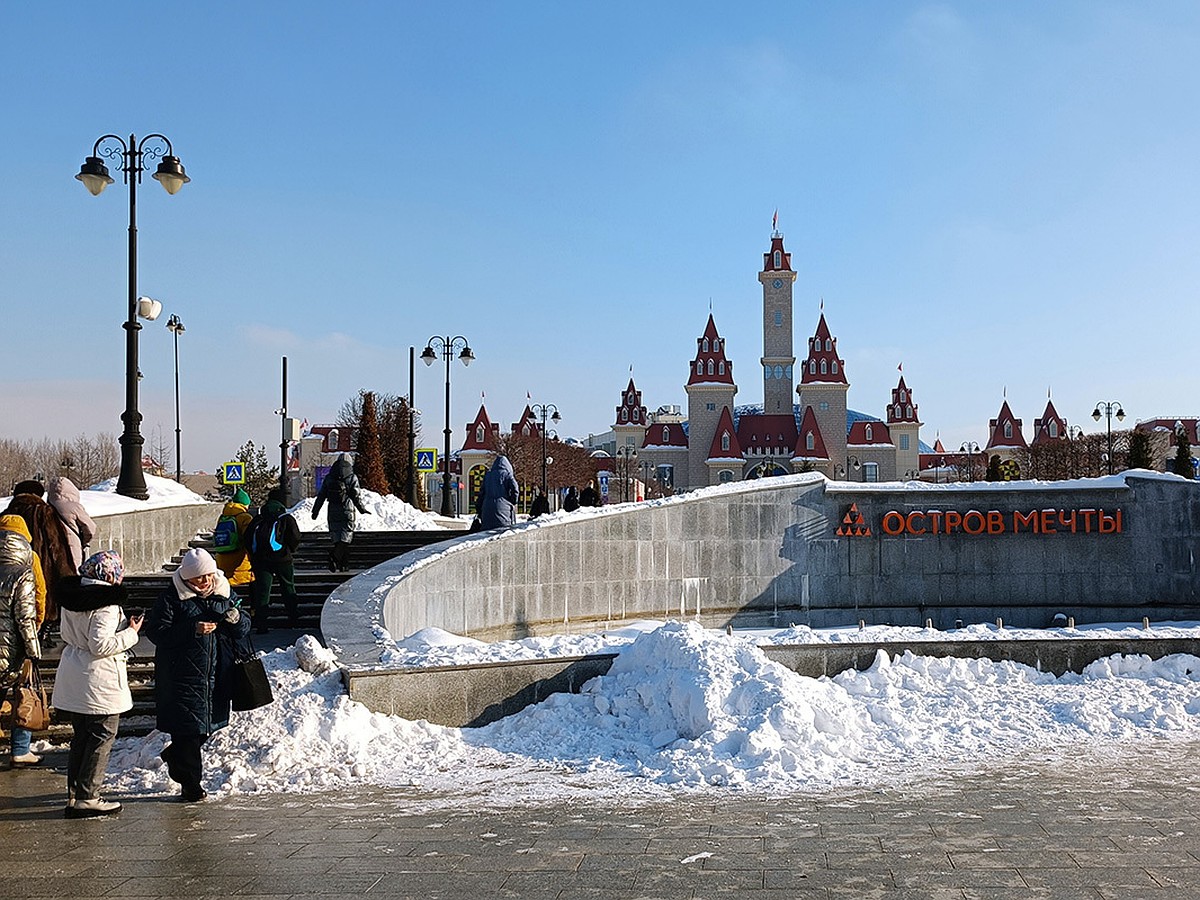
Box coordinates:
[355,391,391,493]
[1126,429,1154,471]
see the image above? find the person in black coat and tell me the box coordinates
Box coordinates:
[245,488,302,634]
[562,486,580,512]
[144,548,250,802]
[579,479,601,507]
[529,488,550,518]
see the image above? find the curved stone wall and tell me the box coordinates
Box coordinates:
[322,472,1200,669]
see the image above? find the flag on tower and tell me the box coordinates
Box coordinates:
[898,363,903,373]
[772,208,778,231]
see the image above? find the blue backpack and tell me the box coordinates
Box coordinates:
[249,517,284,556]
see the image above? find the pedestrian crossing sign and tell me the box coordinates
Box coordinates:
[222,462,245,484]
[415,448,437,473]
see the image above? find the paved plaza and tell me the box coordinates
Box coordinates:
[4,739,1200,898]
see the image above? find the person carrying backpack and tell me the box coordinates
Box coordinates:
[244,488,301,634]
[211,488,254,588]
[311,453,370,572]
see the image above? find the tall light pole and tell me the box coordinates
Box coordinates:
[1091,400,1125,476]
[959,442,981,483]
[422,335,474,516]
[530,402,561,500]
[1065,424,1084,478]
[166,314,185,482]
[616,446,637,502]
[77,133,189,499]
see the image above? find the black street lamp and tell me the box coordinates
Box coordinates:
[422,335,474,516]
[1091,400,1125,476]
[77,133,189,499]
[530,402,561,500]
[166,314,185,482]
[959,442,981,483]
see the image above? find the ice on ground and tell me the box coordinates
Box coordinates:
[105,624,1200,806]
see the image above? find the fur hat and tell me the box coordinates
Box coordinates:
[178,548,218,581]
[80,550,124,585]
[233,488,251,506]
[13,479,45,497]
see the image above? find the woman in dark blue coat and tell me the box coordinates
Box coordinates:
[145,548,250,802]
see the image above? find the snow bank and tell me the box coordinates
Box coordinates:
[105,624,1200,805]
[0,473,212,517]
[292,488,443,532]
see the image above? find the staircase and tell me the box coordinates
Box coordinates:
[7,529,458,747]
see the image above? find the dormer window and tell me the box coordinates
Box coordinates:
[718,361,725,375]
[696,361,703,375]
[825,339,832,351]
[1049,420,1058,438]
[773,250,781,268]
[1004,421,1013,439]
[662,426,670,443]
[865,424,873,441]
[820,359,827,375]
[707,359,714,375]
[906,405,912,418]
[721,433,730,452]
[809,361,816,374]
[899,391,906,403]
[702,338,709,352]
[832,362,839,374]
[621,409,628,422]
[633,408,640,422]
[476,424,485,443]
[805,432,814,451]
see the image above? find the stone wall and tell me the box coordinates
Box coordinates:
[92,502,222,574]
[321,472,1200,671]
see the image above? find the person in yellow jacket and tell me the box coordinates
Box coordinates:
[212,489,255,588]
[0,515,47,628]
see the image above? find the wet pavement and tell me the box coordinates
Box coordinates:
[4,739,1200,898]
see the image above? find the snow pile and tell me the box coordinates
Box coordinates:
[382,621,662,668]
[292,488,443,532]
[0,473,211,518]
[106,624,1200,803]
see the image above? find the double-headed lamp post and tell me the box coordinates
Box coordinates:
[1091,400,1125,476]
[530,403,561,500]
[421,336,475,516]
[616,446,637,502]
[77,133,189,499]
[166,314,185,482]
[959,442,981,483]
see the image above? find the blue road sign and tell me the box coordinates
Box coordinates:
[415,449,437,473]
[222,462,245,484]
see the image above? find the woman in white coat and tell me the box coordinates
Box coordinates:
[51,551,142,818]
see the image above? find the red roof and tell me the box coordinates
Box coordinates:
[886,375,919,424]
[643,422,688,449]
[1031,399,1067,447]
[799,313,848,385]
[986,400,1027,450]
[737,413,799,457]
[762,234,793,272]
[511,405,541,437]
[793,406,830,461]
[687,314,735,386]
[613,377,647,428]
[707,407,744,462]
[461,405,499,452]
[847,420,894,447]
[1136,417,1200,443]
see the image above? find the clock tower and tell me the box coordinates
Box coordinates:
[758,231,797,415]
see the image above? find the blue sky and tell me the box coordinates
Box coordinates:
[4,2,1200,474]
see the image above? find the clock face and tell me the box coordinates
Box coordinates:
[772,279,783,289]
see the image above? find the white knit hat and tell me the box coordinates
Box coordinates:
[178,548,218,581]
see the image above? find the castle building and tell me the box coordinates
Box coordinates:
[633,230,923,490]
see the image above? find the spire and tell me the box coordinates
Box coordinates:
[706,407,743,462]
[799,313,848,385]
[613,376,647,428]
[887,372,920,424]
[688,313,735,386]
[762,232,792,272]
[986,399,1027,450]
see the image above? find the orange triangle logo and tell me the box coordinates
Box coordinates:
[836,503,872,537]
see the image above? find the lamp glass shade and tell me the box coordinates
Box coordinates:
[1092,409,1101,421]
[420,346,437,366]
[459,347,475,367]
[152,156,190,195]
[76,157,114,196]
[1116,409,1126,421]
[137,296,163,321]
[551,410,561,423]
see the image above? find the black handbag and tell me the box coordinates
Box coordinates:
[231,654,274,711]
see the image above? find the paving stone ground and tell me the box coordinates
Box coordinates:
[4,739,1200,899]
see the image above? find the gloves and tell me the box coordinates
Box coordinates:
[224,608,241,625]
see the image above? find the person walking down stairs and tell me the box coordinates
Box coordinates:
[245,489,301,634]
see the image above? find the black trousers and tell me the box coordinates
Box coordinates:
[330,541,351,572]
[67,712,120,802]
[164,733,208,795]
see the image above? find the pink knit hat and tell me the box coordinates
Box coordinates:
[177,548,218,581]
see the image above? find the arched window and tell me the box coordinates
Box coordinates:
[773,250,781,268]
[899,391,906,403]
[475,424,484,443]
[696,361,703,375]
[1049,420,1058,438]
[621,408,628,422]
[703,338,709,352]
[633,408,640,422]
[662,426,670,443]
[721,433,730,452]
[865,424,873,441]
[825,339,832,351]
[809,361,817,374]
[906,405,913,418]
[805,432,815,451]
[832,362,839,374]
[715,339,721,351]
[707,359,714,375]
[718,361,725,374]
[820,359,827,374]
[774,310,782,326]
[1004,421,1013,439]
[719,469,734,483]
[522,424,531,435]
